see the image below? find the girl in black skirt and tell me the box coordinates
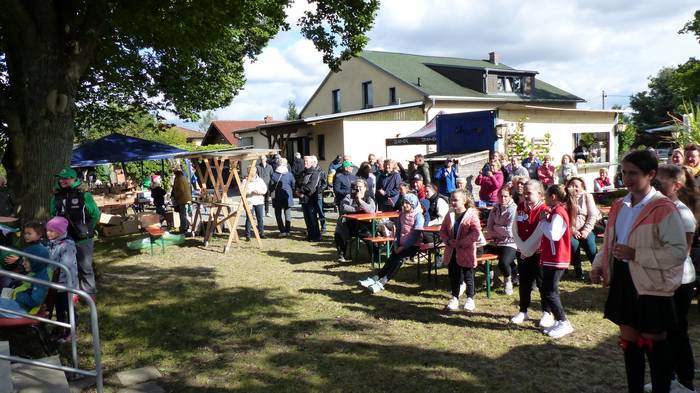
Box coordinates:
[591,150,686,393]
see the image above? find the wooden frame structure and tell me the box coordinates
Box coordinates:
[183,148,277,253]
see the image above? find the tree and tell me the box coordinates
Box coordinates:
[0,0,379,220]
[679,9,700,42]
[629,67,682,129]
[286,100,298,120]
[198,110,217,133]
[505,117,530,159]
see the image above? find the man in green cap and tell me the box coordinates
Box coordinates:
[50,167,101,297]
[332,160,357,207]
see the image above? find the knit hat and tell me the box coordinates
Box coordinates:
[46,216,69,235]
[342,161,353,168]
[403,193,419,209]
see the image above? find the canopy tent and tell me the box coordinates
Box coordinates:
[385,111,443,146]
[71,133,188,167]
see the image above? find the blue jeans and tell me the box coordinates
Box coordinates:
[245,204,265,238]
[316,195,326,232]
[0,298,26,318]
[570,232,597,275]
[302,202,321,241]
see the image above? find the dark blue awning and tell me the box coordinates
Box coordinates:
[71,133,188,167]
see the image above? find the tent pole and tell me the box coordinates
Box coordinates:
[161,159,165,175]
[140,161,144,185]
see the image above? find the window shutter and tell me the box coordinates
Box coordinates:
[486,75,498,94]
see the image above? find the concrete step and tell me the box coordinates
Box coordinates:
[11,355,70,393]
[0,341,13,393]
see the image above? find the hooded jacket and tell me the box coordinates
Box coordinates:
[592,192,686,296]
[49,178,100,241]
[48,234,78,291]
[13,243,51,313]
[440,208,483,268]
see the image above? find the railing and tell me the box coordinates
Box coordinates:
[0,245,102,392]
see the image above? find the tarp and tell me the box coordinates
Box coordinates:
[71,133,188,167]
[436,110,496,154]
[385,111,443,146]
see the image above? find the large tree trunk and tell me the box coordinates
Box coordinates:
[4,48,77,222]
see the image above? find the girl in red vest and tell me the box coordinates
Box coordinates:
[511,180,552,328]
[539,185,574,339]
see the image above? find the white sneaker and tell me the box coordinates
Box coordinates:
[458,282,466,297]
[539,312,555,328]
[445,297,459,311]
[505,281,513,295]
[266,212,271,217]
[359,276,378,288]
[670,380,697,393]
[511,312,528,324]
[337,255,347,263]
[548,320,574,339]
[464,297,475,311]
[644,383,652,393]
[543,320,560,335]
[368,281,384,294]
[435,255,443,268]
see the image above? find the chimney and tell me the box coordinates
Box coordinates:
[489,51,500,65]
[264,115,273,123]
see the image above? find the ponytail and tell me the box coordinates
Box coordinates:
[658,164,700,222]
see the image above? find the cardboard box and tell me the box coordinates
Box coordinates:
[165,211,180,229]
[121,219,140,234]
[102,205,128,215]
[99,213,123,226]
[100,219,140,237]
[100,224,124,237]
[138,213,161,228]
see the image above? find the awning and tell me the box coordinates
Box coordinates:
[71,133,188,167]
[385,111,443,146]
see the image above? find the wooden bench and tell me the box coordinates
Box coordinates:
[362,236,394,268]
[476,253,499,299]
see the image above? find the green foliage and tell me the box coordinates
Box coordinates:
[505,118,530,159]
[532,132,552,161]
[671,102,700,147]
[286,100,299,120]
[671,58,700,105]
[679,9,700,41]
[618,123,637,155]
[630,67,682,128]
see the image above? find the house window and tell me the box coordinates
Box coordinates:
[496,76,523,94]
[362,81,373,109]
[389,87,397,105]
[317,134,325,161]
[572,132,610,163]
[240,136,254,147]
[332,89,341,113]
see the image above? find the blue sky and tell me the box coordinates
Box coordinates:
[173,0,700,129]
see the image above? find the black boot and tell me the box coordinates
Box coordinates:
[644,338,672,393]
[620,337,645,393]
[284,221,291,234]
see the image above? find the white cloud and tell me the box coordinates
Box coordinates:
[197,0,699,121]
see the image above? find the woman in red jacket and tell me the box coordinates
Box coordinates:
[539,184,574,339]
[440,189,483,312]
[475,161,504,206]
[537,155,556,186]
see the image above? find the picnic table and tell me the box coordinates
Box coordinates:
[342,211,400,265]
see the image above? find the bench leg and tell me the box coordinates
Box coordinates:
[486,261,492,299]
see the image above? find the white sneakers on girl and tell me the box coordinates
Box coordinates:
[445,297,460,311]
[368,281,384,294]
[539,312,555,328]
[464,297,475,311]
[359,276,378,288]
[504,281,514,295]
[547,320,574,339]
[511,312,528,324]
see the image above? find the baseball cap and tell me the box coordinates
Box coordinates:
[342,161,353,168]
[413,174,423,181]
[56,167,78,179]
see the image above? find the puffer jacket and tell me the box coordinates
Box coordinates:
[592,192,686,296]
[486,200,516,248]
[440,208,483,268]
[48,235,78,291]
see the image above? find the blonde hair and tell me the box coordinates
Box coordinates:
[451,189,476,209]
[278,158,288,166]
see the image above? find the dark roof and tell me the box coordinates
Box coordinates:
[359,50,584,103]
[203,120,281,145]
[71,133,187,167]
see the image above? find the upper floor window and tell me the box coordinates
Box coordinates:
[332,89,341,113]
[362,81,373,109]
[389,87,397,105]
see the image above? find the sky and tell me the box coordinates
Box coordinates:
[174,0,700,129]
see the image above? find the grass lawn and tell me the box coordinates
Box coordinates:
[6,213,700,392]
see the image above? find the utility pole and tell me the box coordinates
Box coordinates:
[602,90,607,110]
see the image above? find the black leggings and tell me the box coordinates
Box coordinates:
[485,245,517,278]
[377,246,419,282]
[518,253,549,314]
[541,268,566,321]
[448,255,475,298]
[670,282,695,389]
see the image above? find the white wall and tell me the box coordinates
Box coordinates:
[342,120,426,167]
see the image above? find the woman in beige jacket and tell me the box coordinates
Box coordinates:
[565,177,600,280]
[591,150,686,393]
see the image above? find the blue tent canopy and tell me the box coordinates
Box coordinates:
[71,133,188,167]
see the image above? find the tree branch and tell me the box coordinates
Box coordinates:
[68,0,109,80]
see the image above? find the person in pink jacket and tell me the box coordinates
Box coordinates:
[440,189,484,311]
[537,155,556,186]
[475,161,504,206]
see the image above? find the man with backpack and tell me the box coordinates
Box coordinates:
[50,167,101,297]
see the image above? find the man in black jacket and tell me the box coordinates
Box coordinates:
[298,156,322,241]
[333,161,357,208]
